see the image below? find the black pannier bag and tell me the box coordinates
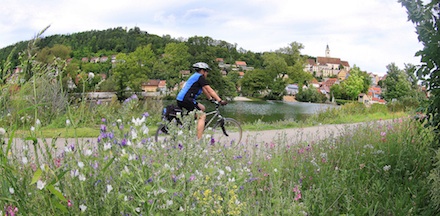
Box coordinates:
[163,104,182,121]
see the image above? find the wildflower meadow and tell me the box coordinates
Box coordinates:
[1,106,437,215]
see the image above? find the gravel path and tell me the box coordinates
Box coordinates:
[5,120,390,156]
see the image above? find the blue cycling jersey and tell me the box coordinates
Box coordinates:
[176,72,208,103]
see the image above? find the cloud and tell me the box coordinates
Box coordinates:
[0,0,424,75]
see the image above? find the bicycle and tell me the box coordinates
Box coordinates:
[154,100,242,146]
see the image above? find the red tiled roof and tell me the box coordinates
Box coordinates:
[143,79,160,86]
[235,61,247,66]
[307,59,316,66]
[317,57,342,65]
[340,61,350,67]
[158,80,166,88]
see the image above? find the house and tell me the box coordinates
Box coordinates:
[285,84,299,95]
[100,56,109,63]
[235,61,247,71]
[358,86,386,105]
[141,79,164,92]
[337,69,349,81]
[180,70,191,77]
[90,57,100,63]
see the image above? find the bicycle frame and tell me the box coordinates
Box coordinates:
[203,104,224,130]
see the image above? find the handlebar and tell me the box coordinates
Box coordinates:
[210,99,228,107]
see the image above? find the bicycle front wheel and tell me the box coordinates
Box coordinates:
[212,118,242,147]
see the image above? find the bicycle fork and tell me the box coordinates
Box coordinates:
[217,118,229,137]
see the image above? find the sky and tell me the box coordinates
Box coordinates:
[0,0,424,76]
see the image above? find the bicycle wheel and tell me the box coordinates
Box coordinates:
[155,123,170,142]
[212,118,242,146]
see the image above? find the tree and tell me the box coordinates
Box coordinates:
[342,72,364,100]
[379,63,412,101]
[262,53,288,99]
[161,43,191,90]
[240,69,270,97]
[399,0,440,133]
[112,45,156,100]
[276,42,313,88]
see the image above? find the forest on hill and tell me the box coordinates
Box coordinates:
[0,26,316,101]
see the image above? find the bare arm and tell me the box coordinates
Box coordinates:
[202,85,222,102]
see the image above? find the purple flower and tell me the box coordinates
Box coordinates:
[100,124,106,132]
[121,139,127,147]
[101,118,106,123]
[108,132,114,139]
[178,143,183,150]
[143,112,150,117]
[210,137,215,145]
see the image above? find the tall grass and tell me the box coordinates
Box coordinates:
[1,112,437,215]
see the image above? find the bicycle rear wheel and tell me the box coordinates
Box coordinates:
[212,118,242,146]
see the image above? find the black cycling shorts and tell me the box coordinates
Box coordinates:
[177,100,201,112]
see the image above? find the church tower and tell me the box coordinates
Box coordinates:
[325,44,330,57]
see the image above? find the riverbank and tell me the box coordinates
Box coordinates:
[233,96,297,102]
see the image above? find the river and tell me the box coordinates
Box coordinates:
[192,100,339,124]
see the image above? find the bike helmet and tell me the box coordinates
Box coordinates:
[192,62,211,71]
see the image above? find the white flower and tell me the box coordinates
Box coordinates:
[66,119,71,126]
[22,157,28,164]
[132,116,146,126]
[71,169,79,177]
[107,184,113,193]
[36,180,46,190]
[40,164,46,171]
[30,126,35,131]
[117,119,122,123]
[383,165,391,172]
[78,161,84,169]
[135,207,141,212]
[166,199,173,207]
[79,174,86,181]
[218,169,225,176]
[363,144,374,149]
[79,204,87,212]
[228,177,235,182]
[274,168,278,172]
[104,142,112,151]
[84,149,92,156]
[374,150,385,155]
[141,125,149,135]
[35,119,41,126]
[9,187,14,194]
[131,130,138,139]
[225,166,232,172]
[0,127,6,135]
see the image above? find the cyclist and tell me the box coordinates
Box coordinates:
[176,62,227,139]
